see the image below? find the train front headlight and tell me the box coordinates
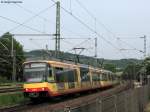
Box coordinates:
[42,87,45,91]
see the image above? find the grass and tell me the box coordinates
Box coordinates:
[0,92,28,108]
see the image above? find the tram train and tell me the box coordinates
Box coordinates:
[23,60,119,99]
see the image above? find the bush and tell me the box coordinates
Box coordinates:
[0,76,11,84]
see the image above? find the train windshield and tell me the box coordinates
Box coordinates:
[23,63,47,83]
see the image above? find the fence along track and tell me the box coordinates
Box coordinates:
[69,84,150,112]
[0,83,149,112]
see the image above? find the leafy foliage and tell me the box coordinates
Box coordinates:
[122,57,150,82]
[103,63,116,72]
[122,63,142,80]
[0,32,25,81]
[144,57,150,75]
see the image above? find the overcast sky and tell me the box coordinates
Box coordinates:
[0,0,150,59]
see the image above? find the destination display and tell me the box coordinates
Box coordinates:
[24,63,46,68]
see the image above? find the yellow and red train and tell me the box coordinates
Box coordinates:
[23,60,119,99]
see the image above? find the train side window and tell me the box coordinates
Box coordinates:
[102,73,107,81]
[54,67,65,83]
[48,68,52,77]
[107,74,110,81]
[107,74,109,81]
[112,75,114,80]
[66,69,76,82]
[111,75,113,81]
[80,67,90,82]
[99,73,102,81]
[109,74,111,80]
[47,65,55,82]
[55,67,77,83]
[55,67,63,71]
[101,74,104,81]
[92,72,99,81]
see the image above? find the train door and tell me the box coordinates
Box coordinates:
[54,67,66,91]
[47,64,55,82]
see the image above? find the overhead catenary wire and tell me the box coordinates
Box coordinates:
[15,3,53,23]
[0,2,86,65]
[74,0,139,58]
[117,38,144,53]
[8,3,56,33]
[0,15,44,34]
[13,1,101,56]
[49,0,131,60]
[29,39,52,56]
[61,37,96,57]
[50,0,121,50]
[0,0,134,58]
[67,38,93,52]
[15,3,84,38]
[75,0,116,37]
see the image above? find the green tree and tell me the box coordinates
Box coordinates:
[122,63,142,80]
[0,32,25,81]
[144,57,150,75]
[103,63,116,72]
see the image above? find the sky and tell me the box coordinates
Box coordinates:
[0,0,150,59]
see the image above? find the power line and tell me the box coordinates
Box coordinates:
[15,3,83,38]
[75,0,116,37]
[49,0,131,59]
[8,4,55,33]
[50,0,120,49]
[117,38,143,52]
[29,39,52,56]
[75,0,139,57]
[61,0,143,58]
[0,15,44,33]
[15,4,53,22]
[67,38,92,52]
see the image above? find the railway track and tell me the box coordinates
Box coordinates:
[0,100,33,112]
[0,86,23,93]
[0,82,131,112]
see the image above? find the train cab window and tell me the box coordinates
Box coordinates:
[23,62,47,82]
